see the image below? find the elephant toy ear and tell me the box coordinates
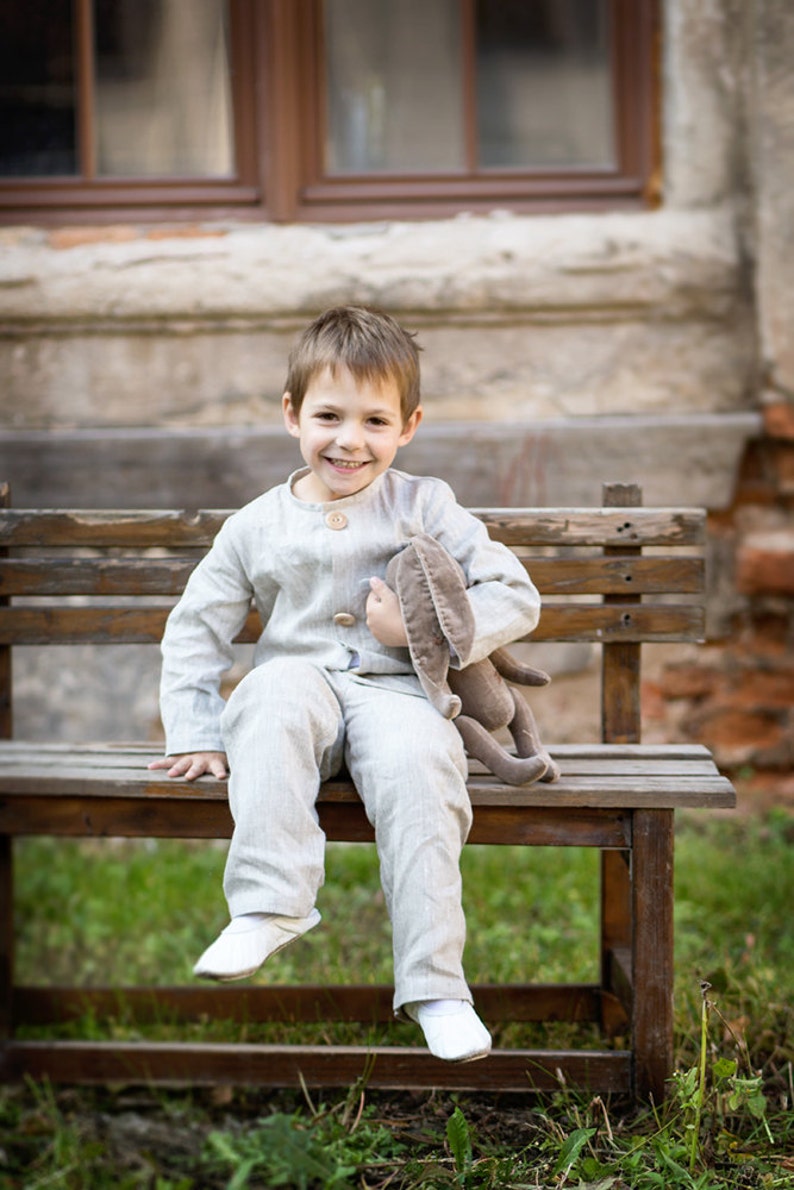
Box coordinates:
[386,535,475,719]
[405,534,476,665]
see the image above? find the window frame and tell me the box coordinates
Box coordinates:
[0,0,659,225]
[0,0,263,223]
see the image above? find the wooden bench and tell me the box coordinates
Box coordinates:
[0,480,736,1102]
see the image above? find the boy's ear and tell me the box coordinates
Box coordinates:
[282,392,301,437]
[398,405,423,446]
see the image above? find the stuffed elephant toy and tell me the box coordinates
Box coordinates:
[385,534,560,786]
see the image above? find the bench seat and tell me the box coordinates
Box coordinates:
[0,741,733,834]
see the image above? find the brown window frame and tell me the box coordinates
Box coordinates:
[1,0,659,226]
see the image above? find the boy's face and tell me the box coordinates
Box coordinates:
[283,365,422,502]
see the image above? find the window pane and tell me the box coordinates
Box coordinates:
[324,0,463,175]
[0,1,77,177]
[94,0,234,177]
[476,0,615,168]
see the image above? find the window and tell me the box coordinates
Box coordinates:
[0,0,659,224]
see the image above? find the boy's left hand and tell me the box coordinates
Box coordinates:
[366,577,408,648]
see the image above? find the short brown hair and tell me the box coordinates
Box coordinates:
[285,306,421,423]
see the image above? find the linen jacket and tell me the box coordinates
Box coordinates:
[159,468,541,755]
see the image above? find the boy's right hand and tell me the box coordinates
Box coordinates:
[147,752,228,781]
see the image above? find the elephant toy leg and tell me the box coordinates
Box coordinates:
[508,690,561,783]
[454,714,548,786]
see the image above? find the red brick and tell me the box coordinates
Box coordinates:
[691,707,785,765]
[735,615,793,659]
[763,402,794,440]
[773,443,794,495]
[725,667,794,709]
[145,225,227,240]
[736,531,794,595]
[48,226,138,249]
[656,664,719,701]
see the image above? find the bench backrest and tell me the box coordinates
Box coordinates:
[0,480,706,745]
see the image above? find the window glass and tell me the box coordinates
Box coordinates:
[94,0,234,177]
[324,0,464,174]
[476,0,614,168]
[0,0,76,177]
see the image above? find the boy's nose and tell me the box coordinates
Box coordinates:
[336,422,364,450]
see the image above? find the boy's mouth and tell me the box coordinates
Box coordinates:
[326,457,368,471]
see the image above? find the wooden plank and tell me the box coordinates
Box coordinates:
[0,1040,633,1093]
[632,809,675,1103]
[601,851,632,1023]
[0,748,725,779]
[0,510,227,549]
[0,782,734,844]
[475,508,705,547]
[0,506,705,549]
[0,554,705,598]
[0,835,11,1038]
[601,482,643,745]
[15,982,606,1026]
[0,796,646,844]
[0,602,706,645]
[0,765,736,805]
[0,557,198,597]
[0,740,724,761]
[0,484,10,740]
[600,483,642,1058]
[527,555,705,596]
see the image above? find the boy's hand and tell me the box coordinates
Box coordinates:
[147,751,228,781]
[366,577,408,648]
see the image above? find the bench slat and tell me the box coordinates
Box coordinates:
[0,739,722,759]
[0,558,198,596]
[0,796,641,845]
[0,1039,634,1094]
[0,554,705,598]
[0,507,706,549]
[476,508,706,547]
[0,602,706,644]
[16,983,609,1026]
[0,770,735,808]
[0,753,722,779]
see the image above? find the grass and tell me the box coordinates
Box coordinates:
[2,808,793,1187]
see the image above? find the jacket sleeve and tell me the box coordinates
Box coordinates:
[422,482,541,668]
[159,517,255,754]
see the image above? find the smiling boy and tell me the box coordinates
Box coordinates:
[149,306,541,1062]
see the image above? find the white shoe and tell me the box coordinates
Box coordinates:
[193,908,321,981]
[405,999,492,1062]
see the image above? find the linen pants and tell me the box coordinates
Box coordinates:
[219,657,473,1010]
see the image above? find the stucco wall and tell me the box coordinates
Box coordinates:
[0,207,757,431]
[0,0,762,459]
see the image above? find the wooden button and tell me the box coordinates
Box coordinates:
[333,612,356,628]
[325,511,348,530]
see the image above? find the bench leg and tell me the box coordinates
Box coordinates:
[600,849,632,1032]
[0,835,11,1042]
[632,809,674,1103]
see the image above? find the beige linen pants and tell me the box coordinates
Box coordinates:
[219,657,473,1010]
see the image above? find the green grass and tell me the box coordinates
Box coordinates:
[14,837,603,990]
[3,809,793,1187]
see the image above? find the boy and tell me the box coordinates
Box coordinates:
[149,306,541,1062]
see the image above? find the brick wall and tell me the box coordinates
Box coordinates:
[646,404,794,804]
